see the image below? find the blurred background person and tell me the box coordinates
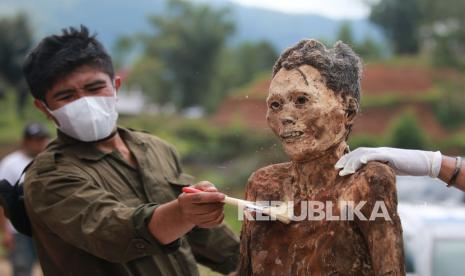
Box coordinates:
[0,122,49,276]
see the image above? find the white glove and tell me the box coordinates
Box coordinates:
[335,147,443,177]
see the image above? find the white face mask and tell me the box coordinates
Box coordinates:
[45,95,118,142]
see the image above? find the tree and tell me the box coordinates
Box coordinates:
[420,0,465,68]
[337,22,356,46]
[434,80,465,130]
[0,13,33,115]
[369,0,423,54]
[232,41,277,84]
[369,0,465,67]
[139,0,235,109]
[336,23,381,60]
[113,36,134,70]
[389,111,427,150]
[126,56,173,105]
[356,36,382,60]
[210,40,278,105]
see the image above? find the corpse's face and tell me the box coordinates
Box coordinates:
[266,65,349,161]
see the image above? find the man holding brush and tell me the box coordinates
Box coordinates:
[21,25,238,276]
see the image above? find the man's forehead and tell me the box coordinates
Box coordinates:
[51,67,111,89]
[64,66,109,81]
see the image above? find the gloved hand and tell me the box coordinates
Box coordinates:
[335,147,443,177]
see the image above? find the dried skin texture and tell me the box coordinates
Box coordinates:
[266,65,352,161]
[237,65,405,275]
[238,161,405,276]
[272,39,363,105]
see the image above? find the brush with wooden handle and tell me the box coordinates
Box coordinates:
[182,187,291,224]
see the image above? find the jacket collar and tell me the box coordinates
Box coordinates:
[53,127,146,161]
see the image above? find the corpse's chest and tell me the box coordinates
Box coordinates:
[247,179,372,275]
[248,216,371,275]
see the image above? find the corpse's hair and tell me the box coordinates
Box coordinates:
[22,25,114,103]
[273,39,362,115]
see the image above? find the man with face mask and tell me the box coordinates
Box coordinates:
[21,25,239,276]
[0,123,49,276]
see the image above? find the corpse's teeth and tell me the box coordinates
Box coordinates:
[282,131,303,138]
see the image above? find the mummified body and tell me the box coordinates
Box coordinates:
[238,40,405,275]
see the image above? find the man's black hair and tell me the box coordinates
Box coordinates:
[22,25,114,102]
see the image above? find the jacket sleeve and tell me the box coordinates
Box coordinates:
[186,225,239,274]
[24,159,178,263]
[166,145,240,274]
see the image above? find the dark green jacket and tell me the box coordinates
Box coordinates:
[24,127,239,276]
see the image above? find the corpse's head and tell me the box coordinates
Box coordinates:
[266,39,362,162]
[22,25,120,118]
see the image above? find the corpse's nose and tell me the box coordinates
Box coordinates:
[281,116,296,126]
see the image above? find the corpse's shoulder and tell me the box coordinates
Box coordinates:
[356,161,396,184]
[344,161,397,200]
[246,162,292,191]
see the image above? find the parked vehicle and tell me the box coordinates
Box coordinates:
[399,203,465,276]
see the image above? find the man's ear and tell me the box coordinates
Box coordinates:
[34,99,58,125]
[114,76,121,93]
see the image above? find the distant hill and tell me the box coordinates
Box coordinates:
[225,5,385,50]
[0,0,385,54]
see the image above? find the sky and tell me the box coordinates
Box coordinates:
[0,0,372,20]
[228,0,370,19]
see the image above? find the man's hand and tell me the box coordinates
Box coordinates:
[335,147,442,177]
[178,181,225,228]
[149,181,225,244]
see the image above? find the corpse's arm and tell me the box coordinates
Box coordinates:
[237,172,259,276]
[352,162,405,275]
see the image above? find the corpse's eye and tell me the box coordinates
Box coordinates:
[295,96,308,106]
[269,101,281,111]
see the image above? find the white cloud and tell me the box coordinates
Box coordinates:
[229,0,370,19]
